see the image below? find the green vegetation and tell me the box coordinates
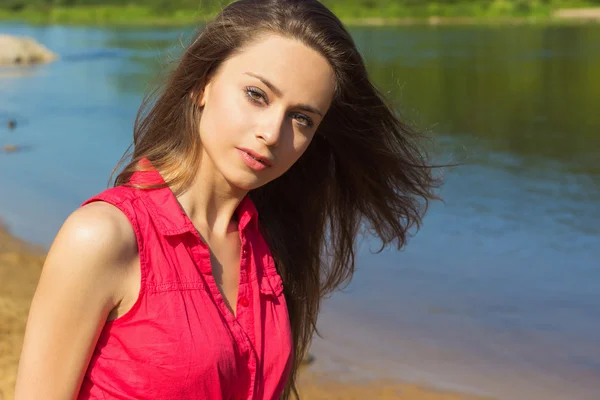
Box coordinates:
[0,5,207,25]
[0,0,600,25]
[327,0,600,20]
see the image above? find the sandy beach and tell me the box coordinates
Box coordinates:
[0,224,494,400]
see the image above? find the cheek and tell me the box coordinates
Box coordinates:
[294,132,314,155]
[280,134,313,170]
[200,89,247,144]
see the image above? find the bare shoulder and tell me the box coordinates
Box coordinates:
[55,201,138,262]
[41,201,139,302]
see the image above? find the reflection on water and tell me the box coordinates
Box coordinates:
[355,25,600,176]
[0,22,599,400]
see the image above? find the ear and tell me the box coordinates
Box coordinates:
[191,81,212,108]
[198,87,207,107]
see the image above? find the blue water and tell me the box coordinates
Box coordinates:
[1,23,599,400]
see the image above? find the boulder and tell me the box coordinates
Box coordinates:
[0,35,58,66]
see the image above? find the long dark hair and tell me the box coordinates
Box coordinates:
[113,0,441,397]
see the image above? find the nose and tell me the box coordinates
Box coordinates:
[255,108,287,147]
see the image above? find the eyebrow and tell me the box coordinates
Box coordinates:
[244,72,324,117]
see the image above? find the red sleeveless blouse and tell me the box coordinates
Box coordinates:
[76,167,293,400]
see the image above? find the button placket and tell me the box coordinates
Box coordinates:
[238,238,250,312]
[232,315,258,400]
[240,237,249,265]
[235,228,259,399]
[238,241,249,315]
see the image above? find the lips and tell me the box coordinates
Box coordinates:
[246,152,266,165]
[238,148,272,167]
[236,148,271,172]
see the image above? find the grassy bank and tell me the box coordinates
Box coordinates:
[0,5,210,26]
[0,1,600,26]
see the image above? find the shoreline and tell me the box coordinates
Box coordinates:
[0,222,496,400]
[0,6,599,27]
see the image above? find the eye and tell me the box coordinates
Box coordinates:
[291,112,314,128]
[245,87,267,105]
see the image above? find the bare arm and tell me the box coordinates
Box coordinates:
[14,202,138,400]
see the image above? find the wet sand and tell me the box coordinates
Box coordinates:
[0,223,494,400]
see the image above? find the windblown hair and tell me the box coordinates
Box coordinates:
[113,0,441,397]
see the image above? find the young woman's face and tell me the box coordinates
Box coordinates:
[197,34,336,191]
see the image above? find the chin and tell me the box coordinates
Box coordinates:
[225,172,270,192]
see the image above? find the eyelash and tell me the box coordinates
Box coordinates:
[244,86,314,128]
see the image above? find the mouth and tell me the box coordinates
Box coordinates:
[247,153,266,165]
[238,148,272,167]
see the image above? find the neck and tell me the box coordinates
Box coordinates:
[175,155,248,242]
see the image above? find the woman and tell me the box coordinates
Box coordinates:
[14,0,440,399]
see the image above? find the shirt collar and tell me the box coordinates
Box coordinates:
[129,161,259,237]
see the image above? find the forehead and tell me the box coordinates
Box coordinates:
[217,34,336,108]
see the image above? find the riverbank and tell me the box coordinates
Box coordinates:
[0,5,599,27]
[0,223,495,400]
